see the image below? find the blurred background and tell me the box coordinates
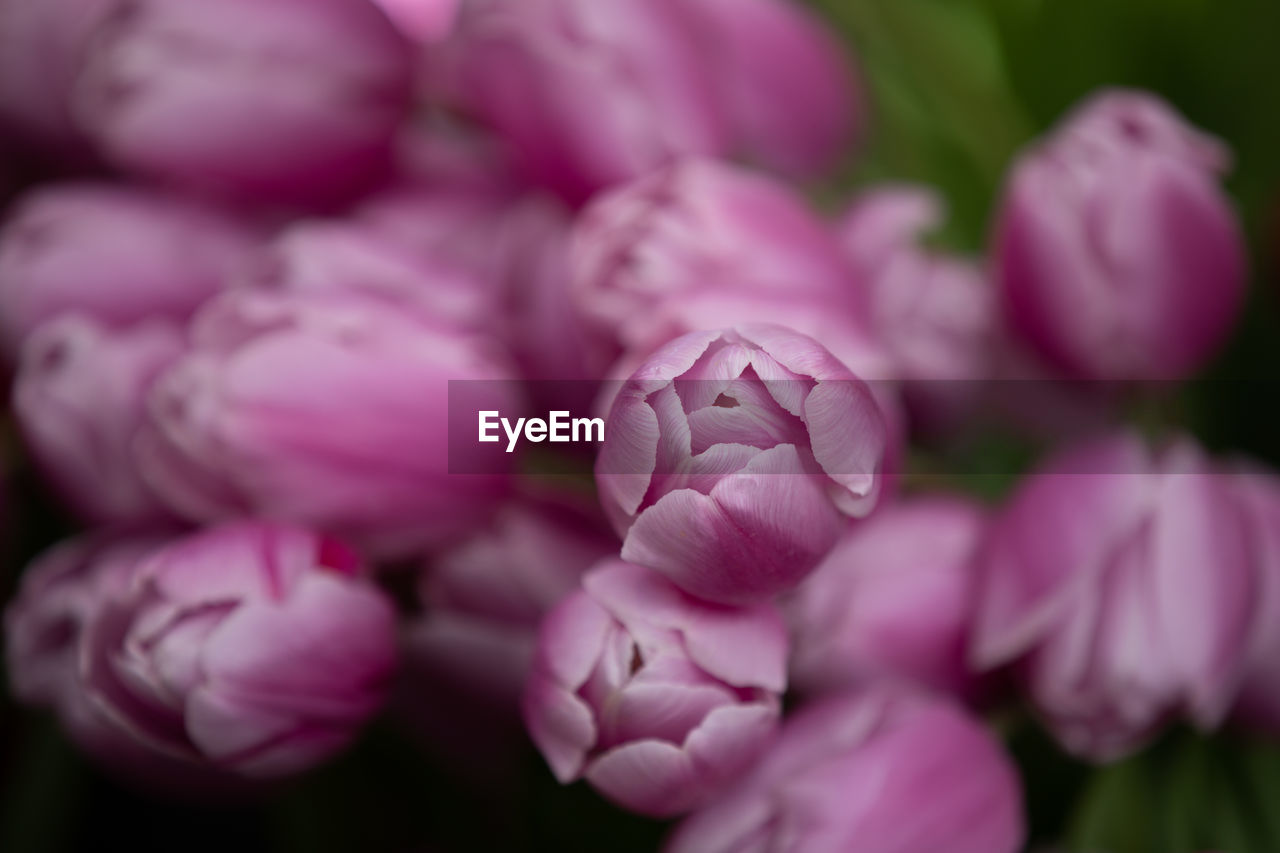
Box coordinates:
[2,0,1280,851]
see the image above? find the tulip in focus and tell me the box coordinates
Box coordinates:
[74,0,414,206]
[995,89,1246,381]
[138,290,518,559]
[523,560,787,817]
[972,432,1260,759]
[441,0,857,202]
[787,497,988,699]
[14,316,183,524]
[596,325,887,605]
[0,184,255,358]
[667,688,1025,853]
[73,522,398,777]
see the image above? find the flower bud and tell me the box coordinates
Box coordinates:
[74,0,414,206]
[76,522,397,777]
[15,316,182,524]
[570,159,882,376]
[138,290,518,558]
[972,432,1259,759]
[787,497,987,698]
[406,493,619,712]
[596,325,887,605]
[0,0,111,156]
[836,185,996,429]
[667,688,1025,853]
[440,0,856,202]
[0,184,254,358]
[523,559,787,817]
[995,89,1246,381]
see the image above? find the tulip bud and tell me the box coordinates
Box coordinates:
[72,522,397,777]
[5,532,172,762]
[74,0,414,206]
[138,290,518,558]
[972,432,1259,760]
[995,89,1246,381]
[371,0,459,43]
[406,493,619,712]
[570,159,882,376]
[787,497,987,698]
[667,688,1025,853]
[14,316,183,524]
[523,559,787,817]
[0,184,254,358]
[597,325,887,605]
[836,185,996,429]
[0,0,112,156]
[678,0,859,179]
[441,0,856,202]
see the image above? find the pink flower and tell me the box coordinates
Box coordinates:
[74,0,414,206]
[77,522,398,777]
[370,0,459,43]
[439,0,857,202]
[995,89,1246,381]
[667,688,1025,853]
[972,432,1261,759]
[787,497,988,699]
[138,290,518,559]
[0,184,254,358]
[14,316,183,524]
[597,325,887,604]
[523,560,787,817]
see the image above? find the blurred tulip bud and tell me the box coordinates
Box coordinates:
[138,290,518,559]
[371,0,459,42]
[5,532,173,764]
[523,560,787,817]
[15,317,182,524]
[972,432,1259,760]
[441,0,856,203]
[667,688,1025,853]
[570,159,882,375]
[597,325,887,605]
[836,185,996,430]
[405,493,619,713]
[678,0,859,179]
[74,522,397,777]
[0,0,111,157]
[787,497,987,699]
[0,183,254,358]
[74,0,414,207]
[995,89,1246,381]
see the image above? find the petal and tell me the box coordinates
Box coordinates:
[584,740,700,817]
[803,379,886,516]
[522,670,596,783]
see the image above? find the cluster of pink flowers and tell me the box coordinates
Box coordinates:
[0,0,1267,849]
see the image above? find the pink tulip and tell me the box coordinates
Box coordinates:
[570,159,884,377]
[0,0,112,156]
[972,432,1259,759]
[405,492,619,712]
[74,0,414,206]
[787,497,988,699]
[667,688,1025,853]
[137,290,518,559]
[524,559,787,817]
[14,316,183,524]
[0,183,254,358]
[70,522,398,777]
[836,185,996,429]
[995,89,1246,381]
[440,0,857,202]
[596,325,887,605]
